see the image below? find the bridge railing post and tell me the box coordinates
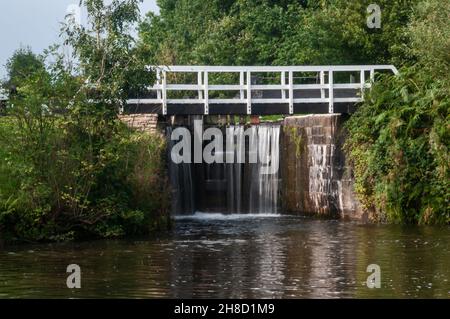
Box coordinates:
[328,70,334,114]
[288,71,294,114]
[204,71,209,115]
[247,71,252,115]
[198,71,203,101]
[370,69,375,82]
[156,70,161,101]
[162,70,167,115]
[240,71,245,101]
[360,70,366,100]
[320,70,325,100]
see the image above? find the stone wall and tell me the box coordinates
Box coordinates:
[281,114,367,221]
[119,114,159,133]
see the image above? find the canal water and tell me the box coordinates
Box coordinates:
[0,214,449,298]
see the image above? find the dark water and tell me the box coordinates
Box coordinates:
[0,214,449,298]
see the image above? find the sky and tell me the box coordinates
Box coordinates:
[0,0,160,79]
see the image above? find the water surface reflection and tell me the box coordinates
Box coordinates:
[0,215,449,298]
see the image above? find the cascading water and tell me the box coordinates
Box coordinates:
[167,127,195,215]
[225,125,244,214]
[167,123,281,215]
[248,125,280,214]
[308,143,343,214]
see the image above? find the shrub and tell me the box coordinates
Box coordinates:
[0,114,169,242]
[345,0,449,224]
[345,68,449,224]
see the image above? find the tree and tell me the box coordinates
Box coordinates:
[139,0,236,65]
[62,0,153,117]
[408,0,450,79]
[138,0,418,67]
[275,0,418,66]
[3,46,46,91]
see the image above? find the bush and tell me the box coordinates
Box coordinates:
[0,113,169,242]
[345,0,449,225]
[345,67,449,224]
[0,0,169,242]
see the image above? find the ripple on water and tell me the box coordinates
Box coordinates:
[0,216,449,298]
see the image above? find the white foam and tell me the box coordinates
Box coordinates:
[173,212,280,220]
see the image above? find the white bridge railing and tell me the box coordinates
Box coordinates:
[127,65,398,115]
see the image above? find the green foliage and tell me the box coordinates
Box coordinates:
[139,0,417,66]
[276,0,418,66]
[408,0,450,79]
[3,46,47,89]
[285,126,303,159]
[345,0,450,224]
[346,68,449,224]
[0,73,169,241]
[62,0,153,116]
[0,0,170,242]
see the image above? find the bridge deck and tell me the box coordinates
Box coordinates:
[126,65,398,115]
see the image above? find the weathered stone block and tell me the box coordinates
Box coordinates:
[282,114,365,220]
[119,114,159,133]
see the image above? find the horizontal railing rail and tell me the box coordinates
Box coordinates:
[126,65,399,115]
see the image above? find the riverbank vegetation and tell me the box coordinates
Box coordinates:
[345,0,449,224]
[138,0,448,224]
[0,0,169,242]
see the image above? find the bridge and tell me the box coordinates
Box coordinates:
[126,65,398,116]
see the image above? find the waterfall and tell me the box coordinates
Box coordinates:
[225,126,244,214]
[308,144,331,211]
[308,143,343,214]
[249,125,280,214]
[167,123,281,215]
[167,127,195,215]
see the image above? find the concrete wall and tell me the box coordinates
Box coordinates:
[281,114,367,221]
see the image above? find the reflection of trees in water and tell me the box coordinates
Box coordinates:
[168,221,358,298]
[0,240,175,298]
[167,221,450,298]
[281,222,357,298]
[252,232,286,298]
[2,220,448,298]
[168,222,287,298]
[354,225,450,298]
